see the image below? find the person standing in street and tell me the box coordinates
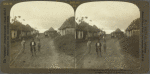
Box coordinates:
[21,38,26,53]
[96,39,102,57]
[37,39,41,52]
[103,41,106,53]
[87,39,92,54]
[30,38,36,56]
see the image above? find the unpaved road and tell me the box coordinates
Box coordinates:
[10,34,75,68]
[76,35,140,69]
[10,34,141,69]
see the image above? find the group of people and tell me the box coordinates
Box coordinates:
[87,35,106,57]
[21,36,41,56]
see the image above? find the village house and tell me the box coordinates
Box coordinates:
[125,25,132,37]
[59,16,101,40]
[76,21,100,40]
[10,21,37,41]
[75,22,84,39]
[92,25,101,37]
[44,27,57,38]
[59,16,75,36]
[10,21,21,39]
[11,30,18,39]
[48,27,57,35]
[125,19,140,37]
[111,28,124,38]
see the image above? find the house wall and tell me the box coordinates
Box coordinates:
[11,30,17,39]
[132,30,140,36]
[87,32,93,37]
[31,31,36,35]
[22,31,26,36]
[126,31,130,37]
[75,31,76,39]
[94,33,98,37]
[129,30,132,36]
[27,32,31,36]
[65,28,75,35]
[60,28,75,36]
[60,30,66,36]
[126,29,139,37]
[77,31,83,39]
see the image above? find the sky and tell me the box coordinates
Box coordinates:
[10,1,74,33]
[75,1,140,34]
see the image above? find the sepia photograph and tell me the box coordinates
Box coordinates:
[75,1,141,69]
[1,0,149,73]
[9,1,75,68]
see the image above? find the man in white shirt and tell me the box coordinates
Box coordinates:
[30,38,36,56]
[96,40,102,57]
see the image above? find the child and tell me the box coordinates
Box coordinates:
[87,39,92,54]
[96,40,102,57]
[21,38,26,53]
[37,39,41,52]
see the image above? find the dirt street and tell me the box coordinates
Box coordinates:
[10,34,75,68]
[76,35,140,69]
[10,34,140,69]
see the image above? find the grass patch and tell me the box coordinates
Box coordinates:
[120,35,139,58]
[54,34,76,57]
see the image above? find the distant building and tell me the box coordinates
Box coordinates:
[47,27,57,35]
[111,28,124,38]
[44,27,58,38]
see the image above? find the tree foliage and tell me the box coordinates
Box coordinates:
[76,18,100,32]
[10,18,35,32]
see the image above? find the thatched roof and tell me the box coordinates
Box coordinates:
[115,28,122,32]
[10,21,34,32]
[126,23,140,31]
[59,16,75,30]
[92,25,100,32]
[76,21,90,31]
[76,21,100,32]
[126,18,140,31]
[49,27,56,31]
[111,28,123,34]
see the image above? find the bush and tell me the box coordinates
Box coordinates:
[54,34,76,57]
[120,35,139,58]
